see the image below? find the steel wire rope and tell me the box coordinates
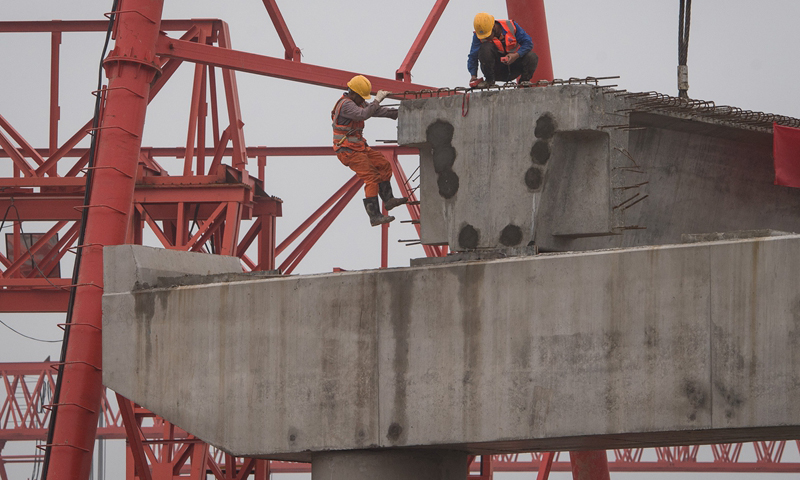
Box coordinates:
[678,0,692,98]
[0,319,61,343]
[40,0,118,477]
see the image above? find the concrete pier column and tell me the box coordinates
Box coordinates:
[311,449,468,480]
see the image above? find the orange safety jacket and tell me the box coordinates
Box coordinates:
[331,95,366,152]
[490,19,519,55]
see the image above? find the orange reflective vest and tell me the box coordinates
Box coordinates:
[331,95,366,152]
[490,19,518,55]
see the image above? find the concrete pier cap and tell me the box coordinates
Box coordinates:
[398,84,800,253]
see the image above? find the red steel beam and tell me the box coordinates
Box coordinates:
[0,115,46,167]
[396,0,450,81]
[275,174,360,256]
[217,23,248,170]
[44,1,166,478]
[155,34,435,95]
[116,395,154,480]
[0,290,70,312]
[0,145,420,159]
[49,30,61,176]
[1,181,279,214]
[0,129,35,177]
[0,19,212,33]
[279,178,362,274]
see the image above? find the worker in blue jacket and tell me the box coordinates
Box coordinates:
[468,12,539,88]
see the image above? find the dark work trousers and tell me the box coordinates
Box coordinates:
[478,40,539,83]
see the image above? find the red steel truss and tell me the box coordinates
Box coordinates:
[0,0,796,479]
[3,363,800,477]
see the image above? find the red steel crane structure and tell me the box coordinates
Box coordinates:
[0,0,797,479]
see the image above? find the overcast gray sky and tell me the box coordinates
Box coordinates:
[1,0,800,478]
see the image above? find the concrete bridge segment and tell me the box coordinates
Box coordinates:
[104,236,800,461]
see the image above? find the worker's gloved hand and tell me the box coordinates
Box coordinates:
[375,90,390,103]
[469,76,483,88]
[501,53,520,64]
[387,109,398,120]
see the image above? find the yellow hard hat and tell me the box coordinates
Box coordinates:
[474,12,495,40]
[347,75,372,100]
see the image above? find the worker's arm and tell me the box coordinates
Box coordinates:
[513,21,533,58]
[337,98,383,122]
[467,33,481,77]
[372,106,398,120]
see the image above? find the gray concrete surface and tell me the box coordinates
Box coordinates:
[104,244,243,294]
[103,238,800,460]
[398,85,800,253]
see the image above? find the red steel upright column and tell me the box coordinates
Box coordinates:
[506,0,554,82]
[45,1,164,479]
[569,451,611,480]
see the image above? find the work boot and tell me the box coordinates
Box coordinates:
[363,196,394,227]
[378,181,408,211]
[475,80,495,89]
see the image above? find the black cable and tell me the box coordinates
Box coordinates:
[0,319,61,343]
[41,1,118,478]
[678,0,692,98]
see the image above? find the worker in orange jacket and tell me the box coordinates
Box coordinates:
[332,75,407,226]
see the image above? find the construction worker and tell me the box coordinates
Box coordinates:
[468,12,539,88]
[332,75,408,226]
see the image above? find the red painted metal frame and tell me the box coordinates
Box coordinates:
[0,19,283,313]
[4,364,800,475]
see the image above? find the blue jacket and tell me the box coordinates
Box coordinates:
[467,20,533,76]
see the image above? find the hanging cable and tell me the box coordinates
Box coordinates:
[40,1,119,478]
[678,0,692,98]
[0,319,61,343]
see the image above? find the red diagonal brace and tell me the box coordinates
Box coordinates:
[396,0,449,81]
[261,0,302,61]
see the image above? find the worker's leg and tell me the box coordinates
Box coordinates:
[336,149,384,197]
[366,149,393,183]
[337,149,394,226]
[478,41,508,83]
[511,51,539,82]
[365,149,408,210]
